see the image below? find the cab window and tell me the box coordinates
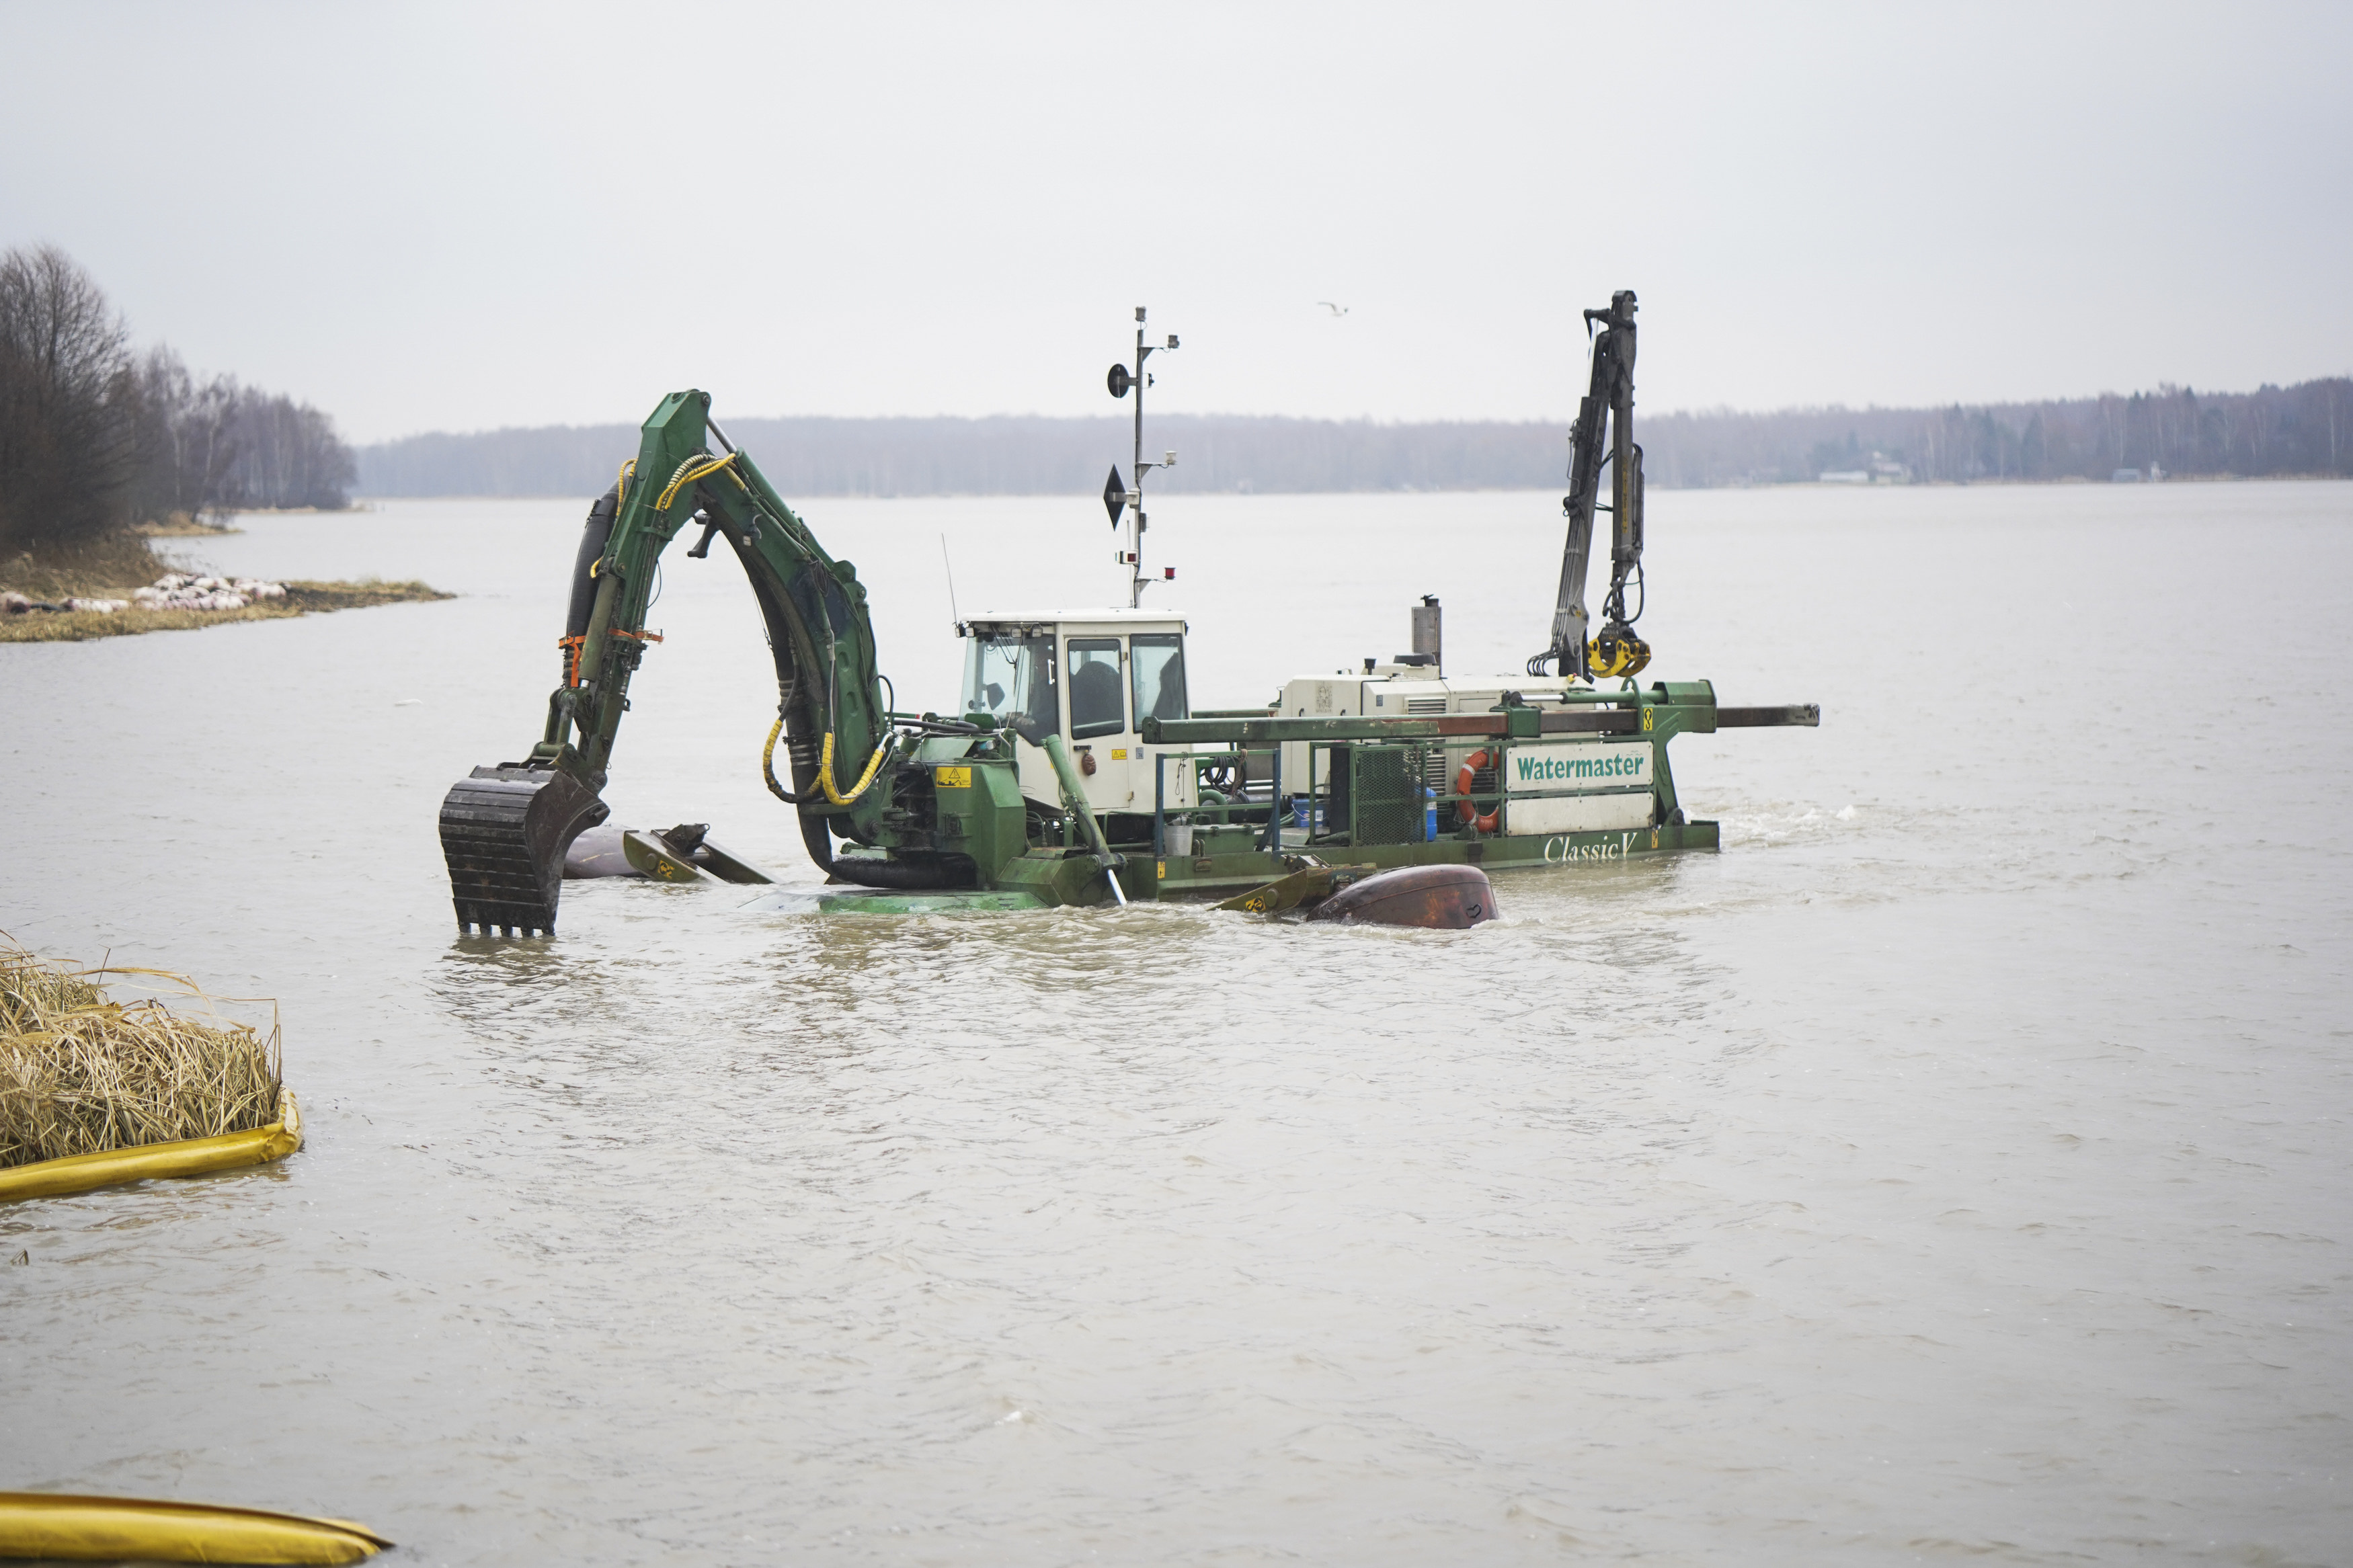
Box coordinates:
[1130,633,1188,723]
[1066,638,1125,739]
[962,633,1057,736]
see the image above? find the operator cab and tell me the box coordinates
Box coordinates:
[959,608,1197,821]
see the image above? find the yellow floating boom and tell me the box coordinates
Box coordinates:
[0,1491,388,1564]
[0,1089,301,1203]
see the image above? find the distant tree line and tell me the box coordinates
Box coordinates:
[0,244,354,554]
[354,412,1573,499]
[359,377,2353,502]
[1641,378,2353,487]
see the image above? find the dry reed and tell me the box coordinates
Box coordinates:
[0,940,281,1169]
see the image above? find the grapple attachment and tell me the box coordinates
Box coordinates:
[438,766,609,935]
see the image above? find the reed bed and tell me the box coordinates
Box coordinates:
[0,941,281,1169]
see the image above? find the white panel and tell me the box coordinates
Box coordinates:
[1504,739,1654,794]
[1507,791,1654,835]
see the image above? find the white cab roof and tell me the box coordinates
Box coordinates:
[963,608,1189,631]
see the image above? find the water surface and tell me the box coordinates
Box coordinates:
[3,481,2348,1565]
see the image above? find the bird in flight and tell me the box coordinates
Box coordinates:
[1317,301,1349,317]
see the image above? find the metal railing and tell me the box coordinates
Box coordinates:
[1153,747,1283,868]
[1152,741,1509,866]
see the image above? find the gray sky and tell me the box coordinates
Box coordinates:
[3,1,2345,443]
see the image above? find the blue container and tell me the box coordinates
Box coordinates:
[1425,787,1438,841]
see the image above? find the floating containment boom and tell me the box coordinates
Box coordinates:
[0,1492,389,1565]
[0,1091,301,1204]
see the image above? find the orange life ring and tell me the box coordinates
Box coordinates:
[1455,749,1499,834]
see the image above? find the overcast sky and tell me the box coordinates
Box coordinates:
[3,2,2345,443]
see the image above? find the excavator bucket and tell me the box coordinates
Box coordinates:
[437,766,608,935]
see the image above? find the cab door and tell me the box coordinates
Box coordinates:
[1058,633,1196,817]
[1064,635,1131,813]
[1126,631,1193,815]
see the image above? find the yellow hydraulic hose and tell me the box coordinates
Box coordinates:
[762,719,889,806]
[763,717,792,801]
[0,1491,388,1564]
[0,1091,302,1204]
[762,719,800,804]
[817,729,889,804]
[654,451,737,513]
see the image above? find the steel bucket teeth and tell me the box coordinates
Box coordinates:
[438,767,609,935]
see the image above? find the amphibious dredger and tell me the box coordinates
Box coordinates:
[438,292,1817,934]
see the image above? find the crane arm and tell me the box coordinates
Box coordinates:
[438,389,912,934]
[1530,290,1646,679]
[545,390,887,810]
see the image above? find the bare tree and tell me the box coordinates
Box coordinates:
[0,245,138,548]
[219,388,356,509]
[128,345,242,524]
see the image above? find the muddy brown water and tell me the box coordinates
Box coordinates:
[3,482,2348,1565]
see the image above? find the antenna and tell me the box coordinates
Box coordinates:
[940,533,962,632]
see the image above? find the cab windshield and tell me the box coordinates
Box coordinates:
[961,633,1057,735]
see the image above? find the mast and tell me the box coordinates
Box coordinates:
[1105,306,1179,608]
[1130,310,1146,607]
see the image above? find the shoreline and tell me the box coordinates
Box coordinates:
[1,579,450,643]
[1,534,448,643]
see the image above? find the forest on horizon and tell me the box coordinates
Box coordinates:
[355,376,2352,499]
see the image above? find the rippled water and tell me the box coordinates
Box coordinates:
[3,481,2348,1565]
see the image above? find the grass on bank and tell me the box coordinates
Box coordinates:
[1,531,173,599]
[134,512,242,537]
[1,941,281,1169]
[1,532,449,643]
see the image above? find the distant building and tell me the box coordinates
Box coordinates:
[1821,452,1913,485]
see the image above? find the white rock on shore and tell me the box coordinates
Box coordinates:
[134,573,288,612]
[3,574,288,617]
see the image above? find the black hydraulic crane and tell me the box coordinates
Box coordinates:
[1529,289,1648,681]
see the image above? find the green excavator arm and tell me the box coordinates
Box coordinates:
[437,389,922,934]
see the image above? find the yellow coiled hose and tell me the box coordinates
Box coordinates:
[655,451,738,512]
[764,718,889,806]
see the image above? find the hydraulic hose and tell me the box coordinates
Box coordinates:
[764,720,889,808]
[565,485,621,640]
[762,717,806,804]
[817,729,890,805]
[776,722,960,889]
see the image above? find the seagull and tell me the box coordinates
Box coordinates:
[1317,301,1349,317]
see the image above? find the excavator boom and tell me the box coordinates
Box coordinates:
[438,390,900,934]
